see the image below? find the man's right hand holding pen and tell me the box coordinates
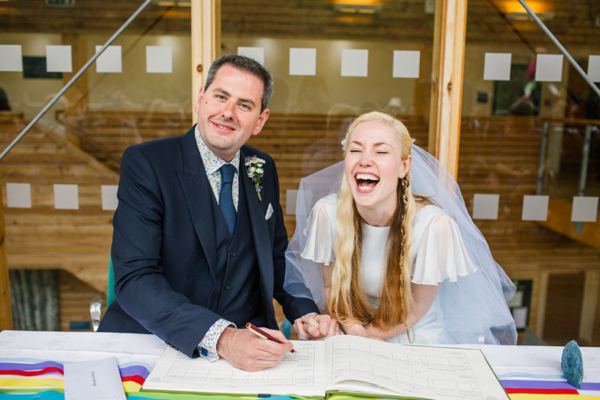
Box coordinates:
[216,326,293,372]
[216,314,341,371]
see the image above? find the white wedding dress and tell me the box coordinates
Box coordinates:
[301,193,477,344]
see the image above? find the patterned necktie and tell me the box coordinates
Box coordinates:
[219,164,236,237]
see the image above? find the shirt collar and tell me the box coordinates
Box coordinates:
[195,125,240,175]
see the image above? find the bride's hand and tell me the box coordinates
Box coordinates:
[343,322,383,341]
[364,323,387,340]
[294,314,342,340]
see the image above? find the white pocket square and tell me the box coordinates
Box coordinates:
[265,203,274,220]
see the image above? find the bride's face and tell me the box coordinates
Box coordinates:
[344,120,411,216]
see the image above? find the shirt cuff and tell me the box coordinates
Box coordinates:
[198,318,236,362]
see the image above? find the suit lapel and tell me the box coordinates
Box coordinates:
[176,127,218,274]
[240,149,273,299]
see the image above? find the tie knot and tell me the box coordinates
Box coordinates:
[220,164,236,184]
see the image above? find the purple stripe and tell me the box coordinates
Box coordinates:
[0,361,63,371]
[119,365,150,379]
[501,379,600,391]
[0,362,149,380]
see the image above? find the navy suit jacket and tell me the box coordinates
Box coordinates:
[98,126,319,356]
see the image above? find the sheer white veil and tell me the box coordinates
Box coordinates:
[284,144,517,345]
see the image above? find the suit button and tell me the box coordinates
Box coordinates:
[230,251,236,257]
[224,285,230,290]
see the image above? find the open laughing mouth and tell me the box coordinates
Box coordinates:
[355,173,379,193]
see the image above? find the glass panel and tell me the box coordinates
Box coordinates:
[222,0,437,329]
[461,0,600,345]
[0,1,192,331]
[222,0,435,215]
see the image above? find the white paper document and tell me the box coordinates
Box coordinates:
[143,335,508,399]
[64,357,126,400]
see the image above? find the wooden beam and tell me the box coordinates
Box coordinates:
[428,0,468,179]
[535,272,549,338]
[191,0,221,125]
[579,270,600,344]
[0,184,13,331]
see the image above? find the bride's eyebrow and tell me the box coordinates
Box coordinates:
[348,140,364,147]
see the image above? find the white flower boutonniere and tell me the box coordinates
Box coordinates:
[245,155,266,201]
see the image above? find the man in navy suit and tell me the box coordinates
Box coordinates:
[99,55,336,371]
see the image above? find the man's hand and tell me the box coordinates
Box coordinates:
[294,314,341,340]
[216,327,292,371]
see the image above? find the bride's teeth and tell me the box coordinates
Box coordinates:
[356,174,379,181]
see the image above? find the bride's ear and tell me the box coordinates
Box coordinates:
[399,154,412,179]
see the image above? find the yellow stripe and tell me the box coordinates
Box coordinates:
[0,378,64,389]
[123,381,143,392]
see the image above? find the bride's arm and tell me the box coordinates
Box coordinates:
[295,263,341,339]
[364,282,440,340]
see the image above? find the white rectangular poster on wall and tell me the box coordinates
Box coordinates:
[571,196,598,222]
[146,46,172,74]
[588,55,600,83]
[0,45,23,72]
[535,54,563,82]
[483,53,511,81]
[54,184,79,210]
[392,50,420,78]
[46,45,73,73]
[341,49,368,77]
[101,185,119,211]
[472,194,499,220]
[238,47,265,66]
[95,45,122,73]
[6,183,31,208]
[521,195,549,221]
[289,48,316,76]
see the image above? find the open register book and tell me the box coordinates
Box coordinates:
[143,335,508,399]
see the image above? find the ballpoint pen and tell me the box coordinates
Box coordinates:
[246,323,296,353]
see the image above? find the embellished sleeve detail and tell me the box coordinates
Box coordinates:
[411,213,477,285]
[300,195,337,266]
[198,318,236,362]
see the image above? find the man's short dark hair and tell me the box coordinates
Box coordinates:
[204,54,274,112]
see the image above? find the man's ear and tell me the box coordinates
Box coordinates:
[194,87,205,114]
[252,108,270,136]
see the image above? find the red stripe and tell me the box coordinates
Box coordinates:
[505,388,579,394]
[122,375,145,385]
[0,367,64,376]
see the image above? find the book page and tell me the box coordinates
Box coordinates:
[325,335,508,400]
[143,341,328,397]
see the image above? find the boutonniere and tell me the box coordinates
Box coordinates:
[245,155,265,201]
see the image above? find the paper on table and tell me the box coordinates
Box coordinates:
[64,357,126,400]
[144,336,509,400]
[144,341,328,397]
[0,331,166,356]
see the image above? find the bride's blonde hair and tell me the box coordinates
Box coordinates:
[328,111,416,330]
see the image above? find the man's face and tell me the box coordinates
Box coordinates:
[195,64,270,162]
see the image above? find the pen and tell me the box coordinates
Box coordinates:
[246,323,295,353]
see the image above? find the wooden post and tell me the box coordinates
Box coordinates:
[579,270,600,344]
[191,0,221,125]
[535,272,549,338]
[428,0,468,179]
[0,184,13,331]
